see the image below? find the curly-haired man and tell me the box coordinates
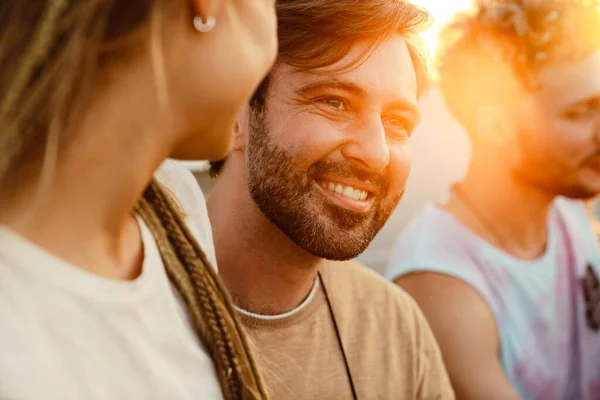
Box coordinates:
[388,1,600,399]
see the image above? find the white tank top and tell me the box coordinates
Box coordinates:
[388,198,600,400]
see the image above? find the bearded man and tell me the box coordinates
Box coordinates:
[388,1,600,399]
[206,0,454,398]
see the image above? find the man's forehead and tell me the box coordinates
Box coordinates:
[537,50,600,106]
[270,36,418,104]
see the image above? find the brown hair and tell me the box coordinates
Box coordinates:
[437,0,600,134]
[0,1,155,193]
[0,2,268,398]
[210,0,431,177]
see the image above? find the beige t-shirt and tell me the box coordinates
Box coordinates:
[239,261,454,400]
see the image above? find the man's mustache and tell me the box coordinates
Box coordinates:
[580,128,600,165]
[308,159,388,193]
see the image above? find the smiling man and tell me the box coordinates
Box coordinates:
[206,0,453,398]
[388,1,600,399]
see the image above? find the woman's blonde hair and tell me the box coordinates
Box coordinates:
[0,1,268,398]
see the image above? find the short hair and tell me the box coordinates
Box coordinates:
[438,0,600,134]
[210,0,431,177]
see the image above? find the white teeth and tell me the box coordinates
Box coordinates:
[319,180,369,202]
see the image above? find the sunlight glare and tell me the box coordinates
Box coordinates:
[411,0,474,57]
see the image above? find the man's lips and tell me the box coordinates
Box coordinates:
[584,155,600,172]
[313,179,375,213]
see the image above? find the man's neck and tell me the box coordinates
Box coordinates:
[208,166,324,315]
[446,154,555,260]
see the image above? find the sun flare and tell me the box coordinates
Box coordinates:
[411,0,474,57]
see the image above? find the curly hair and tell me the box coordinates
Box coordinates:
[437,0,600,133]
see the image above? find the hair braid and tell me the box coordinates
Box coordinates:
[139,184,238,389]
[136,180,269,400]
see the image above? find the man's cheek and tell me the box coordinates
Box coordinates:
[390,146,411,183]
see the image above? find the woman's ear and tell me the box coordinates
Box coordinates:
[190,0,215,25]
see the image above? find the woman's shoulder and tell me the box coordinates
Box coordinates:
[154,160,217,268]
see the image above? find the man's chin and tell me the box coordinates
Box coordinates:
[286,217,378,261]
[560,188,600,201]
[298,241,369,261]
[557,179,600,200]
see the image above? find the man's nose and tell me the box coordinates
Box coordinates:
[593,116,600,147]
[341,117,391,172]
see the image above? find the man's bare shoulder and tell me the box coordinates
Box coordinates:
[396,272,499,346]
[396,273,516,399]
[396,271,495,320]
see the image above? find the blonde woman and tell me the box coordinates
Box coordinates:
[0,1,276,399]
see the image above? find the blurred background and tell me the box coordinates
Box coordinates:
[185,0,600,275]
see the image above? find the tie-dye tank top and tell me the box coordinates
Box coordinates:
[387,198,600,400]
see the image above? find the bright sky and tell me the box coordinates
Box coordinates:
[411,0,474,57]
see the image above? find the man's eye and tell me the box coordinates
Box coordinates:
[383,118,410,138]
[563,104,595,121]
[319,98,346,111]
[384,118,408,130]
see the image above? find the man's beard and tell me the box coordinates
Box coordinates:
[246,110,402,261]
[513,132,599,200]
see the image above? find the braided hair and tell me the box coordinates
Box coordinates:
[0,1,269,398]
[136,181,268,399]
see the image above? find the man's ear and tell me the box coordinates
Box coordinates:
[232,104,251,152]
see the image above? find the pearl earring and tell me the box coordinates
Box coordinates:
[193,15,216,33]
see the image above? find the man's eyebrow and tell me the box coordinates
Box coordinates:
[386,100,421,125]
[294,77,421,123]
[295,78,367,98]
[566,95,600,109]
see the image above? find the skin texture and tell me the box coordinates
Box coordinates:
[396,51,600,399]
[1,0,277,281]
[511,51,600,200]
[209,36,419,315]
